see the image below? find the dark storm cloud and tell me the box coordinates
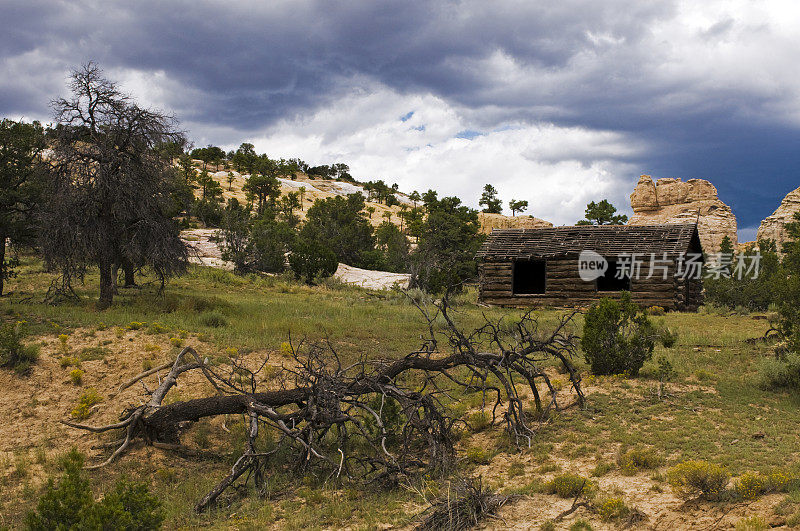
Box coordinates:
[1,0,798,227]
[0,0,675,126]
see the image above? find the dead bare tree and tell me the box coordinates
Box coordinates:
[64,297,584,513]
[43,62,188,308]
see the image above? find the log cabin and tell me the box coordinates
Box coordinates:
[476,223,704,311]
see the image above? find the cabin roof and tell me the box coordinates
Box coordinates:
[476,223,702,260]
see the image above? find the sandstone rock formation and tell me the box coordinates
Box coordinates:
[181,229,234,270]
[757,186,800,251]
[628,175,738,253]
[479,212,553,234]
[334,263,410,290]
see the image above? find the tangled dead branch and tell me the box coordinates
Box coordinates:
[415,477,517,530]
[64,297,584,512]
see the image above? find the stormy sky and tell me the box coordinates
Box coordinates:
[3,0,799,238]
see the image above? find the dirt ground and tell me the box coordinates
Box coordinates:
[2,329,793,529]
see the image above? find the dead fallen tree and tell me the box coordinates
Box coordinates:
[64,298,584,512]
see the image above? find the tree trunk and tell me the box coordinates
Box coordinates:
[0,230,6,297]
[111,262,120,294]
[98,260,114,309]
[123,262,136,287]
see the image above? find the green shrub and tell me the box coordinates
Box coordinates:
[659,327,678,348]
[363,394,404,447]
[759,353,800,391]
[581,292,656,376]
[694,369,713,381]
[25,449,162,530]
[199,310,228,328]
[734,470,790,500]
[468,410,491,432]
[735,516,767,531]
[596,496,630,521]
[126,321,145,331]
[654,355,675,383]
[70,388,103,420]
[59,356,80,369]
[539,520,556,531]
[25,450,92,530]
[646,306,665,315]
[248,217,296,274]
[667,460,729,498]
[545,473,595,498]
[69,369,83,386]
[0,321,39,374]
[618,447,664,475]
[735,472,766,500]
[703,239,781,312]
[148,322,169,334]
[591,461,613,477]
[465,447,490,465]
[81,478,163,530]
[57,334,70,355]
[569,519,593,531]
[289,235,338,284]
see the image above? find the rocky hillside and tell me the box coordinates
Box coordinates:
[199,165,553,234]
[757,186,800,252]
[628,174,738,253]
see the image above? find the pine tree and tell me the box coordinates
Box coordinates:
[479,184,503,214]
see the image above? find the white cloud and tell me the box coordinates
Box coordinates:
[244,85,643,225]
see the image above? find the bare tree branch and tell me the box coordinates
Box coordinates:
[65,299,584,512]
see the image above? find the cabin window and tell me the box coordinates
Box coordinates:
[596,260,631,291]
[512,260,546,295]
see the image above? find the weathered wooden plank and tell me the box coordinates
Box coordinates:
[480,298,677,310]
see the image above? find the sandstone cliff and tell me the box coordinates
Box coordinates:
[757,186,800,251]
[628,175,737,253]
[478,212,553,234]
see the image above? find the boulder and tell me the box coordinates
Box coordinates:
[628,175,738,253]
[757,186,800,252]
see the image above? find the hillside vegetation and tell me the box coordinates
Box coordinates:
[3,257,800,529]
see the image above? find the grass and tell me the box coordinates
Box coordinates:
[617,446,664,475]
[3,254,800,528]
[6,257,512,357]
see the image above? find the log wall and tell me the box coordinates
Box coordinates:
[479,257,699,311]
